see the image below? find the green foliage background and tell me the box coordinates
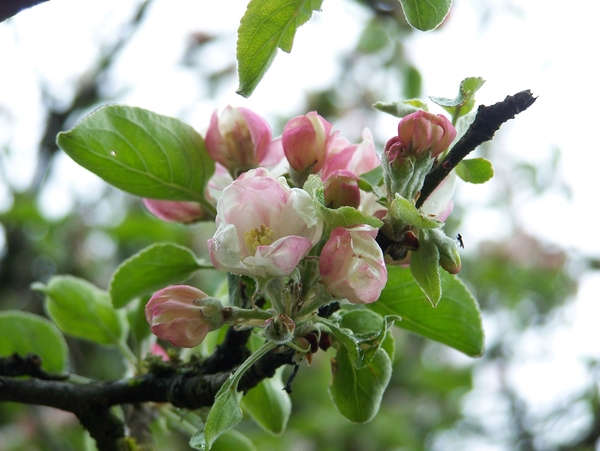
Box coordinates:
[0,0,594,450]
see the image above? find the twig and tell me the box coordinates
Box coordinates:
[416,90,537,209]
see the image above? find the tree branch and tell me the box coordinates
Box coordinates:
[416,90,537,209]
[0,328,295,450]
[0,0,49,22]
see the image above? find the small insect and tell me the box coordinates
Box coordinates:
[456,233,464,249]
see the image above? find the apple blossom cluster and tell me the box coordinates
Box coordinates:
[144,106,460,349]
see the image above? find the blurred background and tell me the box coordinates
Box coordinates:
[0,0,598,450]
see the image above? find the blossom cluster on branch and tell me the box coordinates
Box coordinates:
[144,106,460,351]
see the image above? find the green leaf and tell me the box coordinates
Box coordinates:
[109,243,210,308]
[373,99,428,118]
[456,158,494,184]
[329,346,392,423]
[430,77,485,118]
[211,430,257,451]
[304,175,383,236]
[410,229,442,306]
[340,309,399,363]
[237,0,324,97]
[33,276,125,346]
[202,341,277,449]
[241,368,291,435]
[56,105,215,204]
[389,194,441,230]
[0,311,69,374]
[324,310,398,370]
[369,266,484,357]
[203,375,244,450]
[399,0,452,31]
[358,166,385,199]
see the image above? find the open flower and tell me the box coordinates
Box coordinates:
[145,285,224,348]
[207,168,323,277]
[319,225,387,304]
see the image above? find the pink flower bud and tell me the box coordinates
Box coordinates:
[205,106,273,175]
[392,110,456,158]
[145,285,224,348]
[282,112,335,175]
[207,168,323,277]
[319,225,387,304]
[143,199,204,223]
[323,170,361,209]
[321,128,380,180]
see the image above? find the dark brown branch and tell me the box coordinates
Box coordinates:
[0,353,68,380]
[0,0,49,22]
[416,90,537,209]
[0,333,295,451]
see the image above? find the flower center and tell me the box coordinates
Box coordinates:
[244,225,275,254]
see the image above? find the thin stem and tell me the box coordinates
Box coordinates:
[231,341,278,387]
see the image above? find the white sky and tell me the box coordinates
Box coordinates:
[1,0,600,449]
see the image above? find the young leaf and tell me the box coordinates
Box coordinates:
[329,346,392,423]
[237,0,324,97]
[430,77,485,119]
[456,158,494,184]
[202,375,244,450]
[56,105,215,204]
[202,341,277,449]
[241,368,291,435]
[109,243,211,308]
[410,229,442,306]
[32,275,125,346]
[0,311,69,374]
[304,174,383,236]
[340,310,399,365]
[369,266,484,357]
[389,194,442,230]
[399,0,452,31]
[373,98,428,118]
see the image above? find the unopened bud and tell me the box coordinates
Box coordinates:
[143,199,205,223]
[145,285,224,348]
[323,170,361,209]
[429,228,462,274]
[283,112,335,184]
[263,314,296,344]
[205,106,272,177]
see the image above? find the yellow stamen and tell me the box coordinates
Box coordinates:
[244,225,275,254]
